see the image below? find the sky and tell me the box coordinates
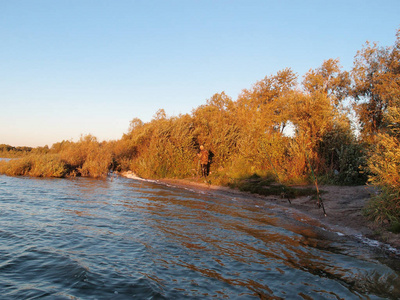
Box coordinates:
[1,0,399,147]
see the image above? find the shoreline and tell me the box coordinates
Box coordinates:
[120,172,400,255]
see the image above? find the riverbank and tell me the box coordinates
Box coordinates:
[120,171,400,253]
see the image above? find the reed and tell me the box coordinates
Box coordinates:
[0,154,66,177]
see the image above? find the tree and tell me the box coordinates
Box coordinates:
[153,108,167,120]
[363,29,400,224]
[303,58,350,106]
[236,68,298,134]
[128,118,144,133]
[351,29,400,142]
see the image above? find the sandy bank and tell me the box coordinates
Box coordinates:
[119,172,400,254]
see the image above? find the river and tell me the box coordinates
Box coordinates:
[1,174,400,299]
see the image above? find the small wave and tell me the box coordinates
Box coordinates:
[0,229,20,240]
[354,234,400,256]
[119,171,159,184]
[118,172,209,196]
[120,171,142,180]
[2,174,400,299]
[0,246,91,298]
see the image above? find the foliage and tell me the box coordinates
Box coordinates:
[0,157,32,176]
[364,188,400,226]
[359,29,400,224]
[0,154,67,177]
[368,133,400,189]
[192,92,239,168]
[365,121,400,223]
[351,29,400,143]
[0,144,33,157]
[0,135,113,178]
[125,112,197,179]
[55,135,113,178]
[303,58,350,107]
[317,127,368,185]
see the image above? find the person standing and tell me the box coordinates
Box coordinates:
[198,145,209,177]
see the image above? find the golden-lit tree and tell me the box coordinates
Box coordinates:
[352,29,400,143]
[192,92,240,169]
[236,68,297,134]
[366,29,400,188]
[303,58,350,107]
[361,29,400,224]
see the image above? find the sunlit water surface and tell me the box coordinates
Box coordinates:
[1,174,400,299]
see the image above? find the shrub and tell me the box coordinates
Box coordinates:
[0,157,32,176]
[0,155,67,177]
[364,188,400,225]
[78,148,112,178]
[364,132,400,225]
[368,133,400,189]
[28,154,67,177]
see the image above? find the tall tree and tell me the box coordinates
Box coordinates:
[236,68,298,134]
[351,29,400,142]
[303,58,350,106]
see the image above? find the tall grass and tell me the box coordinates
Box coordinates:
[0,154,66,177]
[0,135,113,178]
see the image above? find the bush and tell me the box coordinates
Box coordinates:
[0,155,67,177]
[364,188,400,225]
[364,132,400,225]
[28,154,67,177]
[79,148,112,178]
[318,142,368,186]
[368,133,400,189]
[0,157,32,176]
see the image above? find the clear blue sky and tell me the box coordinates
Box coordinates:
[1,0,399,147]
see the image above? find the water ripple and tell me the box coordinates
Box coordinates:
[0,174,399,299]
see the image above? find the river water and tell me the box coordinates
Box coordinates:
[1,174,400,299]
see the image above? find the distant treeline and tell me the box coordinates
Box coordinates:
[1,28,399,227]
[0,144,51,157]
[0,144,33,157]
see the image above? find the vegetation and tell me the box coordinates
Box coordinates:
[357,29,400,227]
[0,144,33,157]
[1,28,399,228]
[229,173,319,199]
[0,135,113,178]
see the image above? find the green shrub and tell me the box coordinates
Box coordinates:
[364,188,400,225]
[389,221,400,234]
